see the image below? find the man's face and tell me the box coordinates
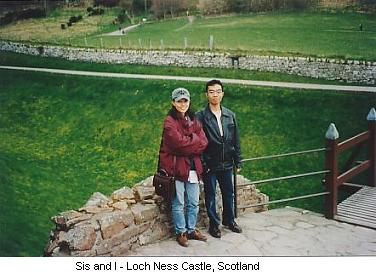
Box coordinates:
[206,84,224,106]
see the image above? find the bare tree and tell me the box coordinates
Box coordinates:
[198,0,228,15]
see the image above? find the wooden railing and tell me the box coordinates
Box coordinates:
[233,107,376,219]
[324,107,376,219]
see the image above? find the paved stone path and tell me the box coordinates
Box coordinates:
[130,207,376,256]
[0,66,375,93]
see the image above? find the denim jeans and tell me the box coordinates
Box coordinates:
[172,180,200,234]
[203,169,234,227]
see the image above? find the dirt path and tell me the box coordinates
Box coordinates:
[103,24,140,36]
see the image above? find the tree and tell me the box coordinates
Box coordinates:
[151,0,189,18]
[198,0,228,15]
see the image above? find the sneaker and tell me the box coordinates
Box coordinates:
[187,229,207,242]
[228,221,242,233]
[208,225,221,238]
[176,232,188,247]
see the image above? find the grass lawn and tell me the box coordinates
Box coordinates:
[1,10,375,60]
[0,7,123,45]
[0,55,375,256]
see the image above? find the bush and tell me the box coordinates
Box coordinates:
[88,8,105,16]
[61,23,66,29]
[69,15,83,23]
[117,10,127,23]
[0,8,45,26]
[87,7,93,13]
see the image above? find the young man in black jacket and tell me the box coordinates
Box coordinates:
[196,79,242,238]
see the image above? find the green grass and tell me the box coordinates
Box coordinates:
[1,51,372,86]
[0,54,375,256]
[1,10,376,60]
[99,12,376,60]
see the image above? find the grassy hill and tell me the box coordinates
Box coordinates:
[1,9,376,60]
[0,53,374,256]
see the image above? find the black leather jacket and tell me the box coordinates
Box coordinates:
[196,105,242,171]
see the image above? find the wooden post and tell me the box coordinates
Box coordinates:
[119,37,122,48]
[184,37,187,49]
[138,38,142,49]
[100,37,103,48]
[209,35,214,51]
[84,37,88,47]
[324,123,339,219]
[233,166,237,218]
[160,39,164,50]
[367,108,376,187]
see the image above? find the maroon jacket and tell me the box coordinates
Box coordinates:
[159,113,208,182]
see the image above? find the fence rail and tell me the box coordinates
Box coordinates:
[235,107,376,220]
[241,148,326,163]
[234,146,328,217]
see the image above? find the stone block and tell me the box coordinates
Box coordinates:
[112,201,129,210]
[131,203,159,224]
[134,184,155,201]
[97,209,134,239]
[111,187,134,201]
[78,206,113,214]
[84,192,110,207]
[65,222,98,251]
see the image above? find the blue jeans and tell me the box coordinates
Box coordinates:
[203,169,234,227]
[172,180,200,234]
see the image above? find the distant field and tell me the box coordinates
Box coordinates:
[0,7,122,44]
[1,10,376,60]
[0,53,375,256]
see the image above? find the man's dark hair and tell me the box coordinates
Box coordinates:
[205,79,223,92]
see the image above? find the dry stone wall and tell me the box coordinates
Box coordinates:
[1,41,375,84]
[44,175,268,256]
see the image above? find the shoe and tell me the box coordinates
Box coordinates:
[176,232,188,247]
[209,225,221,238]
[228,221,242,233]
[187,229,207,242]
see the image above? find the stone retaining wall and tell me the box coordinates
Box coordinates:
[44,175,268,256]
[1,41,375,84]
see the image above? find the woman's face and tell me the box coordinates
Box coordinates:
[172,98,190,114]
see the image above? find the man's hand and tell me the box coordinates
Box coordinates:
[236,168,241,173]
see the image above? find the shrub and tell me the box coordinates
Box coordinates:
[61,23,66,29]
[0,8,45,26]
[88,8,104,16]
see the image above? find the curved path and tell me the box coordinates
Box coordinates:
[0,65,375,93]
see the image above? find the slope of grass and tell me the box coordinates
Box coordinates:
[0,61,374,256]
[1,10,375,60]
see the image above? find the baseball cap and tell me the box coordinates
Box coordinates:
[171,87,190,101]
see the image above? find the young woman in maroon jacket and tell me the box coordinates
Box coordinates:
[158,88,208,247]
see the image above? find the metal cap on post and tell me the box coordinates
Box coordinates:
[367,108,376,187]
[324,123,339,219]
[325,123,339,140]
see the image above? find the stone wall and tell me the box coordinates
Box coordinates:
[44,175,268,256]
[1,41,375,84]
